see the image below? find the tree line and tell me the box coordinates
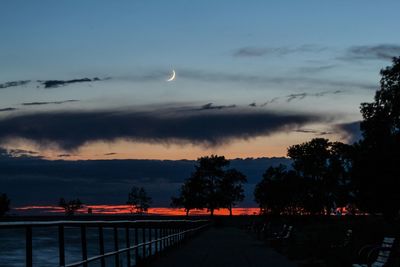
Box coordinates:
[255,57,400,220]
[172,57,400,219]
[171,155,247,216]
[1,57,399,219]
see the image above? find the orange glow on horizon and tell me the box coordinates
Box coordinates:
[2,128,345,161]
[14,205,260,216]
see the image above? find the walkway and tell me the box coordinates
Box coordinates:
[148,227,297,267]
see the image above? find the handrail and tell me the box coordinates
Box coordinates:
[64,222,210,267]
[0,219,211,267]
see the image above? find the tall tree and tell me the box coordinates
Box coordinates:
[354,57,400,219]
[287,138,331,214]
[196,155,230,216]
[219,169,247,216]
[254,165,289,215]
[171,172,207,216]
[254,165,304,215]
[172,155,246,216]
[58,198,83,216]
[127,186,152,214]
[287,138,353,214]
[0,193,10,217]
[328,142,355,212]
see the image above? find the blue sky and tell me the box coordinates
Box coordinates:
[0,1,399,159]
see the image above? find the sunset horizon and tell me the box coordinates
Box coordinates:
[1,2,400,267]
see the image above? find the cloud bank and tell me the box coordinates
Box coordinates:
[21,100,79,106]
[0,108,18,112]
[0,80,31,89]
[342,44,400,61]
[334,121,362,143]
[0,106,326,150]
[39,77,103,88]
[233,45,327,57]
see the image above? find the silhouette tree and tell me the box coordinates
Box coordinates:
[0,193,10,217]
[58,198,83,216]
[127,186,152,214]
[196,155,230,216]
[328,142,355,213]
[353,57,400,220]
[254,165,288,215]
[287,138,353,214]
[172,155,247,216]
[171,172,207,216]
[220,169,247,216]
[254,165,304,215]
[287,138,331,214]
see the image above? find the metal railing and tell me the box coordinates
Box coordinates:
[0,219,211,267]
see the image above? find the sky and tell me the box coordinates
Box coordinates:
[1,1,400,160]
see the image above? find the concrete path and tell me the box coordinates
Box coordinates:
[148,227,297,267]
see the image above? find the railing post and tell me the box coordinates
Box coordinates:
[155,227,158,255]
[81,225,88,267]
[142,227,146,259]
[126,226,131,267]
[58,225,65,266]
[148,227,152,256]
[135,227,139,263]
[114,227,119,267]
[26,226,32,267]
[169,227,172,247]
[163,228,166,250]
[98,226,106,267]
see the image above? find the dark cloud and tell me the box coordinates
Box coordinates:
[199,103,237,110]
[342,44,400,61]
[0,80,31,89]
[104,152,117,156]
[294,129,333,135]
[0,106,326,150]
[287,93,307,102]
[260,97,280,107]
[0,108,18,112]
[257,90,344,105]
[286,90,344,102]
[0,147,41,159]
[57,154,72,157]
[39,77,103,88]
[233,47,271,57]
[334,121,362,144]
[233,44,327,57]
[22,100,79,106]
[297,64,337,73]
[8,149,39,156]
[248,102,257,107]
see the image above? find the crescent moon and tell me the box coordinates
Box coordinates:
[167,70,176,82]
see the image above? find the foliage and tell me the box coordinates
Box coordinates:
[196,155,230,215]
[353,57,400,219]
[254,165,304,215]
[288,138,353,214]
[171,172,207,216]
[219,169,247,216]
[127,186,152,214]
[0,193,11,216]
[254,139,353,215]
[58,198,83,216]
[172,155,247,215]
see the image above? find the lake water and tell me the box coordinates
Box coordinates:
[0,227,162,267]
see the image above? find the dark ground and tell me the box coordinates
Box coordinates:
[2,215,400,266]
[148,226,296,267]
